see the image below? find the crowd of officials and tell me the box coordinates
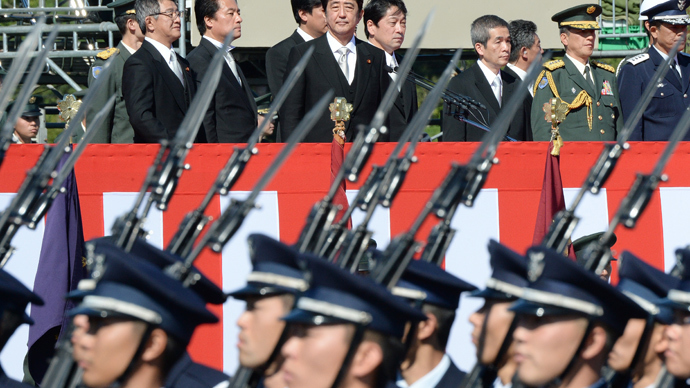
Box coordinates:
[4,1,690,388]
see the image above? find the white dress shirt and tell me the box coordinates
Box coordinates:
[477,59,502,106]
[202,35,242,85]
[396,354,452,388]
[296,27,316,42]
[121,42,136,55]
[145,37,181,79]
[566,53,595,86]
[653,45,682,79]
[326,31,357,84]
[506,63,534,97]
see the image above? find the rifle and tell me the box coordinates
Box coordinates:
[541,40,682,254]
[322,48,462,273]
[581,95,690,275]
[165,91,334,284]
[166,45,315,257]
[110,33,234,251]
[0,30,113,268]
[413,52,552,268]
[0,20,45,164]
[295,10,434,254]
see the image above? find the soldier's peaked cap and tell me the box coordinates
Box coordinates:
[640,0,690,24]
[510,246,647,336]
[658,247,690,311]
[617,251,679,324]
[283,257,427,338]
[68,242,217,342]
[227,234,308,299]
[108,0,136,17]
[469,239,529,300]
[392,259,478,310]
[552,4,602,30]
[0,268,44,324]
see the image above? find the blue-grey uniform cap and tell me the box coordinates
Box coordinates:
[0,268,44,324]
[392,259,478,310]
[469,239,529,300]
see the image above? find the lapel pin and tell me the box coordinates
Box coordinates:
[367,59,371,64]
[571,87,576,94]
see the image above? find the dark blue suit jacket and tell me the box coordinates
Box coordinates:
[391,358,467,388]
[617,48,690,141]
[165,352,229,388]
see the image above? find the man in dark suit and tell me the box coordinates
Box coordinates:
[122,0,198,143]
[617,0,690,141]
[505,20,542,98]
[392,260,476,388]
[86,0,143,143]
[279,0,388,143]
[265,0,327,97]
[364,0,418,142]
[441,15,531,142]
[187,0,266,143]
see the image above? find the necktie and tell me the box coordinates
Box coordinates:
[584,66,593,86]
[169,49,185,86]
[226,50,242,86]
[492,76,502,107]
[671,60,682,83]
[337,47,350,83]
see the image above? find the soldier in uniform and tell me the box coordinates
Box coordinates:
[615,0,658,76]
[510,246,647,388]
[391,259,477,388]
[532,4,623,141]
[7,96,42,144]
[227,234,309,388]
[467,240,529,388]
[607,251,679,388]
[68,240,217,388]
[280,252,426,388]
[0,268,44,388]
[658,247,690,380]
[86,0,144,143]
[617,0,690,141]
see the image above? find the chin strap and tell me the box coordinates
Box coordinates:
[330,324,366,388]
[115,324,156,388]
[549,320,594,388]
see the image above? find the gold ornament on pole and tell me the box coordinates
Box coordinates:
[329,97,353,145]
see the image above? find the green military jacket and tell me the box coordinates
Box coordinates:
[531,55,622,141]
[87,41,135,143]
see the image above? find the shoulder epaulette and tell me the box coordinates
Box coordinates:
[592,60,615,73]
[626,53,649,66]
[680,52,690,57]
[96,47,119,60]
[543,59,565,71]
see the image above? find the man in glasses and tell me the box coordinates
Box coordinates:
[122,0,202,143]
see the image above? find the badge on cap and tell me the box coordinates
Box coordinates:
[528,251,545,282]
[679,0,687,11]
[587,5,596,13]
[538,76,548,89]
[28,96,36,103]
[92,66,102,79]
[601,80,614,96]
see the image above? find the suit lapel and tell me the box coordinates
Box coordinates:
[143,41,188,112]
[290,30,305,45]
[313,35,349,96]
[352,39,372,109]
[471,64,500,114]
[678,53,690,93]
[395,52,413,115]
[199,39,255,114]
[237,64,258,115]
[649,48,683,92]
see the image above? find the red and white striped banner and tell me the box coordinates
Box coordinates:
[2,142,689,379]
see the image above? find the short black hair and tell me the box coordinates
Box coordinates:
[363,0,407,39]
[508,20,537,63]
[194,0,221,35]
[114,14,137,35]
[160,334,187,377]
[423,303,456,349]
[363,330,405,388]
[470,15,509,47]
[321,0,363,13]
[292,0,323,25]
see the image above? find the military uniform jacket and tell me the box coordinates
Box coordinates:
[279,34,388,143]
[617,48,690,141]
[531,56,622,141]
[165,352,229,388]
[87,42,135,143]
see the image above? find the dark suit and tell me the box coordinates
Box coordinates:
[502,64,533,111]
[266,30,306,96]
[87,41,135,143]
[122,39,198,143]
[436,360,466,388]
[279,33,388,143]
[387,52,418,142]
[187,38,258,143]
[165,352,229,388]
[441,63,531,142]
[617,48,690,141]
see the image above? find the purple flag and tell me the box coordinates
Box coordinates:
[27,150,87,384]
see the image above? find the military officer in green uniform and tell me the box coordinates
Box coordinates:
[532,4,623,141]
[86,0,144,143]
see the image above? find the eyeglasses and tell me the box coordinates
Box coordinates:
[150,9,188,19]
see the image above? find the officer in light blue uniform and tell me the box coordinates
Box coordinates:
[509,246,647,388]
[68,241,218,388]
[0,269,44,388]
[392,259,478,388]
[617,0,690,141]
[607,251,679,388]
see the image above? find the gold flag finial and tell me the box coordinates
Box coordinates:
[329,97,353,145]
